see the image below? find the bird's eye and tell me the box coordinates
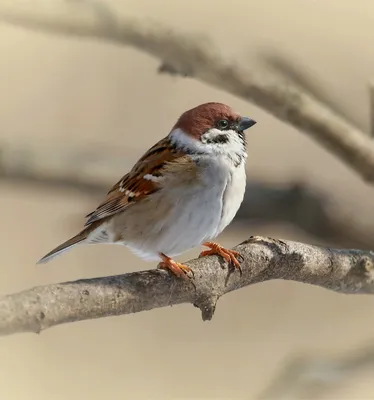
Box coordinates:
[216,119,229,129]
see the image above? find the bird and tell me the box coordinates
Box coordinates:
[37,102,257,278]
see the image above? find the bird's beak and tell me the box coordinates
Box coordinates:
[238,117,257,131]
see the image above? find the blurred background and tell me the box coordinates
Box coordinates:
[1,0,374,398]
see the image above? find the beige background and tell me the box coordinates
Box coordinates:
[2,0,374,398]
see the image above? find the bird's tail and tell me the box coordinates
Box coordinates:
[37,230,88,264]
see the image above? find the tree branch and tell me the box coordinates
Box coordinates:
[1,236,374,336]
[1,0,374,182]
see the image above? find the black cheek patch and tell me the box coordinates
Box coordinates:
[207,134,229,144]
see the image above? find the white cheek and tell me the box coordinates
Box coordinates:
[169,128,211,153]
[169,128,246,162]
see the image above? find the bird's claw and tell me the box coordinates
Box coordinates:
[199,242,243,275]
[158,253,194,280]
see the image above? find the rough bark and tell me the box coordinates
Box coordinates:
[1,236,374,336]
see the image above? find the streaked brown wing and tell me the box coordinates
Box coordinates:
[84,137,184,226]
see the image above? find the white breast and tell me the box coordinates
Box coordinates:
[121,156,246,261]
[216,160,246,236]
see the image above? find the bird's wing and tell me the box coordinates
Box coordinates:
[84,137,188,226]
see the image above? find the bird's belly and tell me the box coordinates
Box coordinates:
[122,183,225,261]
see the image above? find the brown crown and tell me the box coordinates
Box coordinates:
[173,102,241,138]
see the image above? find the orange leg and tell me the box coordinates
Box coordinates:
[199,242,243,274]
[158,253,194,279]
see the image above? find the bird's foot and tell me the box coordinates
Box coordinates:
[158,253,194,279]
[199,242,243,274]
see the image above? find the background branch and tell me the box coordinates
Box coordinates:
[259,343,374,399]
[370,80,374,137]
[1,1,374,183]
[2,140,374,250]
[1,237,374,336]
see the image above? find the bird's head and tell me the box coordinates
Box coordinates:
[169,102,256,161]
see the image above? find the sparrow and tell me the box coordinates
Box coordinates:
[37,102,257,278]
